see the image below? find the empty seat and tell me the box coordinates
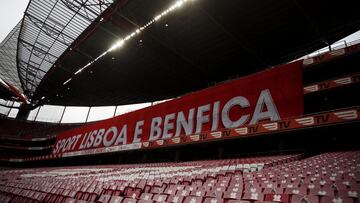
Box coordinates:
[140,193,153,201]
[284,187,307,196]
[264,194,290,203]
[203,197,224,203]
[123,198,137,203]
[138,200,153,203]
[63,197,77,203]
[227,200,251,203]
[167,195,184,203]
[97,194,112,203]
[291,195,319,203]
[183,196,203,203]
[309,188,335,197]
[223,191,242,200]
[242,193,264,201]
[320,196,354,203]
[109,196,124,203]
[152,194,168,202]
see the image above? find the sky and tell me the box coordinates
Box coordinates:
[0,0,29,42]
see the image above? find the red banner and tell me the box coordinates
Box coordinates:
[52,61,304,155]
[303,72,360,94]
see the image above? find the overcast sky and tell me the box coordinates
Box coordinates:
[0,0,29,42]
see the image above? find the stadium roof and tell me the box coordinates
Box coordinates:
[17,0,115,99]
[0,22,22,92]
[0,21,28,103]
[14,0,360,106]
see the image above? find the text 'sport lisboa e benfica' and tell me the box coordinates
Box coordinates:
[53,61,304,155]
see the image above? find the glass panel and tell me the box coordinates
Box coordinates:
[0,106,10,115]
[27,107,40,121]
[35,105,65,123]
[115,102,152,116]
[12,102,21,107]
[61,106,89,124]
[8,108,19,118]
[87,106,116,122]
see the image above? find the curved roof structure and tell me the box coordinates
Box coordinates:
[0,22,28,103]
[17,0,114,98]
[32,0,360,106]
[0,21,22,92]
[9,0,360,106]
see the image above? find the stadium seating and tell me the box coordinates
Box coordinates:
[0,151,359,203]
[0,117,77,140]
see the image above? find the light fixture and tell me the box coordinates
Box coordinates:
[63,78,72,85]
[66,0,195,84]
[109,39,125,51]
[74,68,84,75]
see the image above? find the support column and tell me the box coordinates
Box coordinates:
[16,103,32,121]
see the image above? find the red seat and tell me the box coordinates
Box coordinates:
[337,189,359,198]
[140,193,153,201]
[0,194,11,203]
[167,195,184,203]
[88,188,102,202]
[227,200,250,203]
[138,200,153,203]
[150,187,165,194]
[243,186,261,194]
[242,193,264,201]
[109,196,124,203]
[309,188,334,197]
[263,188,284,194]
[205,191,223,198]
[291,195,319,203]
[264,194,290,203]
[63,197,77,203]
[212,187,226,192]
[76,200,91,203]
[320,197,353,203]
[176,190,191,196]
[190,190,206,197]
[68,191,78,198]
[122,198,137,203]
[97,194,112,203]
[226,186,243,194]
[203,197,223,203]
[152,194,168,202]
[284,187,307,196]
[164,188,178,195]
[223,191,242,200]
[183,196,203,203]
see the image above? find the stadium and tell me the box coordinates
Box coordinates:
[0,0,360,202]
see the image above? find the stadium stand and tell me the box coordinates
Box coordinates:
[0,117,78,160]
[0,0,359,202]
[0,152,359,203]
